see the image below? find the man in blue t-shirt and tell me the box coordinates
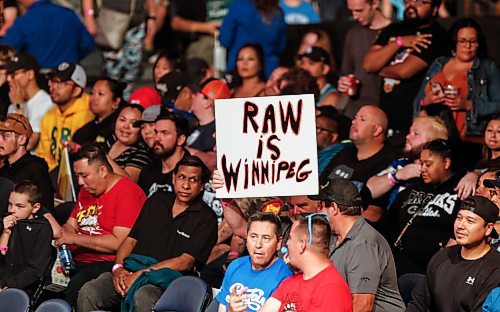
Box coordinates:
[216,212,292,311]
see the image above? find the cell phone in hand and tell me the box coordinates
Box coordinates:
[430,82,445,97]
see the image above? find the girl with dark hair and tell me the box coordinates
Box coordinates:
[219,0,287,78]
[152,51,181,84]
[230,43,267,98]
[72,78,125,147]
[391,139,462,276]
[413,18,500,145]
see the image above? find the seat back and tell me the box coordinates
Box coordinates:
[205,298,220,312]
[154,276,211,312]
[32,245,58,304]
[398,273,425,306]
[35,299,72,312]
[0,288,30,312]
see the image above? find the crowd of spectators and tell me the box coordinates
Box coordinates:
[0,0,499,311]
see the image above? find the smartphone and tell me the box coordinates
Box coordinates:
[430,82,445,97]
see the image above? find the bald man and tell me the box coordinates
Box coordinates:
[320,105,399,222]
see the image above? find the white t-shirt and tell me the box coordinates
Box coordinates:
[8,89,54,133]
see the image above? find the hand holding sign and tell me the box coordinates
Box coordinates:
[215,94,318,198]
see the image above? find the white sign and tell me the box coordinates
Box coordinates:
[215,94,318,198]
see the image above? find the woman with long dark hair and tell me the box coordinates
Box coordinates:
[230,43,267,98]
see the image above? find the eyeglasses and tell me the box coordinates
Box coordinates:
[304,213,330,244]
[457,39,479,46]
[405,0,432,5]
[49,78,72,88]
[316,127,335,134]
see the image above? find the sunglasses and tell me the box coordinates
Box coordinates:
[304,213,330,245]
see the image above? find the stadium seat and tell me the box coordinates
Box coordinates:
[0,288,30,312]
[205,298,220,312]
[35,299,71,312]
[398,273,425,306]
[154,276,211,312]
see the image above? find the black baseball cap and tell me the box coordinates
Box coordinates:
[460,196,499,238]
[1,53,39,73]
[47,62,87,89]
[298,47,331,66]
[155,71,190,104]
[308,178,363,207]
[483,171,500,189]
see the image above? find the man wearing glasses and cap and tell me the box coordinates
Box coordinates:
[407,196,500,311]
[312,178,405,312]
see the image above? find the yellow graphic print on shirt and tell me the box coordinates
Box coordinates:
[76,204,103,235]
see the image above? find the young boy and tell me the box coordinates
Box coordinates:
[0,181,53,293]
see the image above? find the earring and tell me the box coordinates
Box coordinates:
[451,50,456,57]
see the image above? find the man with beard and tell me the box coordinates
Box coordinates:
[137,109,190,198]
[320,105,397,222]
[37,62,93,175]
[366,115,448,205]
[363,0,448,147]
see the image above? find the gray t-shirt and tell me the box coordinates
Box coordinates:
[340,23,387,118]
[330,217,405,312]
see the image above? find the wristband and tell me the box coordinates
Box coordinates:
[112,263,124,273]
[0,246,8,253]
[387,172,397,185]
[227,251,239,259]
[84,9,95,17]
[396,36,404,47]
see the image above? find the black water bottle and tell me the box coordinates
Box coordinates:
[59,244,75,273]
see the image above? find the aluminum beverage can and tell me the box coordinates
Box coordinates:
[346,74,358,96]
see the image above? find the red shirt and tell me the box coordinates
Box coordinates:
[272,264,352,311]
[70,177,146,263]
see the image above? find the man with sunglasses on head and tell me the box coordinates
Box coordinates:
[407,196,500,311]
[229,214,352,312]
[37,62,93,177]
[312,178,405,312]
[364,0,448,147]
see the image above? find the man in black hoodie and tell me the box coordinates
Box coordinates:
[0,113,54,211]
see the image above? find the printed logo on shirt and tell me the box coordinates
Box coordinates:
[226,283,266,311]
[465,276,475,285]
[383,46,411,93]
[147,183,173,197]
[328,165,354,180]
[404,191,458,217]
[75,204,102,235]
[186,130,201,147]
[177,230,190,239]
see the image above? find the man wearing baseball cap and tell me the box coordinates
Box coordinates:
[407,196,500,311]
[37,62,93,174]
[186,78,230,171]
[298,47,339,106]
[4,53,54,151]
[0,113,54,211]
[311,178,405,312]
[155,71,194,120]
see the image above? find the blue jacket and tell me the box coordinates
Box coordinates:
[0,0,95,68]
[220,0,287,78]
[413,56,500,137]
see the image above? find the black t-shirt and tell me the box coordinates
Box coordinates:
[392,175,461,270]
[186,121,216,152]
[0,153,54,211]
[407,246,500,312]
[72,114,116,146]
[129,192,218,272]
[137,158,174,197]
[375,21,449,132]
[0,83,10,119]
[320,144,400,185]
